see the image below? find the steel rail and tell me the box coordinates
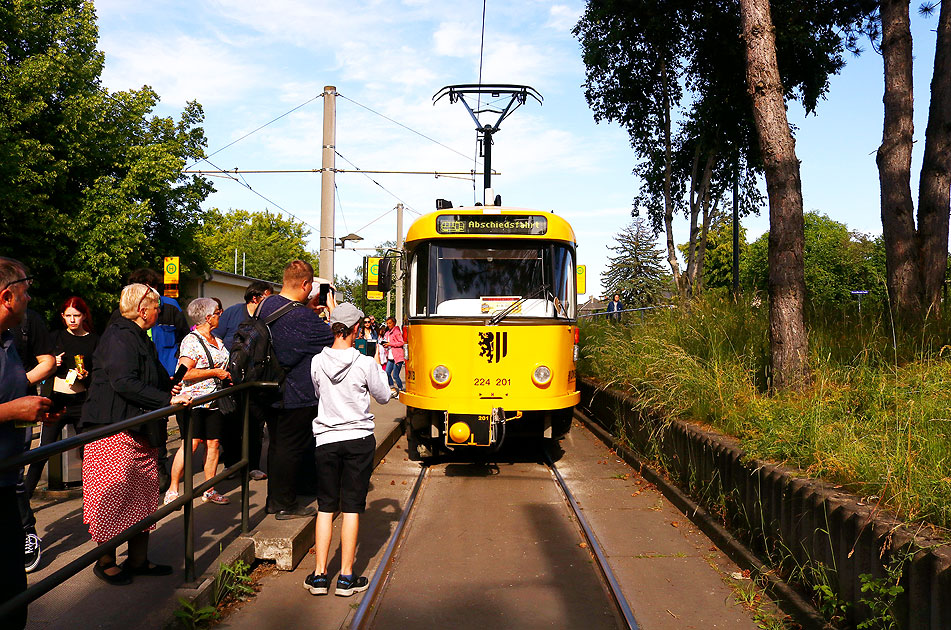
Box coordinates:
[545,451,640,630]
[349,464,429,629]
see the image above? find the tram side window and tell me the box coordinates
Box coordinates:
[552,245,576,318]
[410,247,428,317]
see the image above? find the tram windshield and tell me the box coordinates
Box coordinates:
[409,241,576,319]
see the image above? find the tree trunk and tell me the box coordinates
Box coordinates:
[877,0,920,318]
[661,60,683,298]
[917,0,951,314]
[685,147,715,297]
[740,0,810,391]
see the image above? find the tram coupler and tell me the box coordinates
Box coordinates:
[444,408,521,448]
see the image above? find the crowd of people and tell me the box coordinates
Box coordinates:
[0,256,401,627]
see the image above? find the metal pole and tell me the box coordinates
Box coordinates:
[182,408,195,583]
[234,249,238,275]
[396,203,404,325]
[242,252,246,277]
[320,85,337,281]
[241,390,251,534]
[483,125,492,203]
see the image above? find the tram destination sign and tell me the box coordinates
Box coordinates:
[436,214,548,235]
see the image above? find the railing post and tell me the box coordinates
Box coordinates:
[241,389,251,534]
[182,407,195,583]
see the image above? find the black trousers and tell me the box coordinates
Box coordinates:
[0,487,28,629]
[221,402,266,471]
[265,405,317,512]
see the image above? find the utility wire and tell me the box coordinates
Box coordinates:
[186,94,323,170]
[338,93,480,166]
[202,157,323,237]
[334,150,421,216]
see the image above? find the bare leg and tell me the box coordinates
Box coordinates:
[168,439,203,494]
[339,513,359,576]
[314,511,334,574]
[204,439,221,486]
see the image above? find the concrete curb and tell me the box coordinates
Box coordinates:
[574,408,829,630]
[166,419,406,627]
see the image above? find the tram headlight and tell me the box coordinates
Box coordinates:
[431,364,451,386]
[532,364,552,387]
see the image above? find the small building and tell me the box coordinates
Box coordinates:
[181,270,280,310]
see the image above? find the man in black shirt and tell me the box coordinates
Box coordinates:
[10,308,55,574]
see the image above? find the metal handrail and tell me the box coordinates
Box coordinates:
[0,381,279,620]
[578,305,674,319]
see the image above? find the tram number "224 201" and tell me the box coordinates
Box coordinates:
[474,377,511,387]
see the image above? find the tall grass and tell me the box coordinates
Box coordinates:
[579,296,951,531]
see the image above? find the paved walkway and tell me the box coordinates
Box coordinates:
[23,400,404,630]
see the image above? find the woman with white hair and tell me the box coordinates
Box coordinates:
[165,297,232,506]
[80,284,192,586]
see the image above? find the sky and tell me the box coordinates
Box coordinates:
[93,1,944,300]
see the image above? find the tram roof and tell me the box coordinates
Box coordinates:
[405,207,577,245]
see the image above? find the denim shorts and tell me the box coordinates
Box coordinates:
[314,434,375,513]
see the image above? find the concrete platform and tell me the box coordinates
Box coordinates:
[22,399,404,630]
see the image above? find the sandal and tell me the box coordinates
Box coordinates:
[202,489,230,505]
[122,560,173,576]
[93,561,133,586]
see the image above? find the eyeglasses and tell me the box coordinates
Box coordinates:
[1,276,33,292]
[210,309,223,317]
[137,291,161,313]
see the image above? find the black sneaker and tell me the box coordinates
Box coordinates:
[303,572,329,595]
[335,574,369,597]
[24,533,41,573]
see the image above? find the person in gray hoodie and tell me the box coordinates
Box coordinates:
[305,303,391,597]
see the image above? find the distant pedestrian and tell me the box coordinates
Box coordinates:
[606,293,623,322]
[258,260,333,519]
[304,303,390,597]
[212,281,273,351]
[381,317,404,396]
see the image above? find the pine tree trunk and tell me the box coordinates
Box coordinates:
[739,0,810,391]
[917,0,951,314]
[877,0,920,318]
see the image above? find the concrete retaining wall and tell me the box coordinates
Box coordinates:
[579,378,951,630]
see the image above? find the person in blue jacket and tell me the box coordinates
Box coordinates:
[606,293,623,322]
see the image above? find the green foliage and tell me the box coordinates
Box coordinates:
[196,209,316,283]
[174,558,254,629]
[699,218,747,290]
[741,212,887,310]
[0,0,213,318]
[579,295,951,529]
[601,218,672,307]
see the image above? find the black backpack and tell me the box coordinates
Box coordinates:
[227,298,301,401]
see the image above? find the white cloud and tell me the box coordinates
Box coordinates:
[546,5,582,32]
[99,33,264,107]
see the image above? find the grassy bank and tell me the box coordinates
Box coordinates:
[579,296,951,531]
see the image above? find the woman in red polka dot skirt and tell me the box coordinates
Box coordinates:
[80,284,192,586]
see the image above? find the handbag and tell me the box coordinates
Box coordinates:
[191,332,238,416]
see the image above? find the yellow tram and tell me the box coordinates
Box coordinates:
[390,206,580,459]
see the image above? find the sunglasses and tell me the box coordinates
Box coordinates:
[1,276,33,292]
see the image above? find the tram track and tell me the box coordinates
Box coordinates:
[349,442,639,630]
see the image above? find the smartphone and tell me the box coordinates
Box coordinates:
[317,283,331,307]
[170,363,188,386]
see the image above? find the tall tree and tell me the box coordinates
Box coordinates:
[876,0,951,318]
[196,209,316,283]
[574,0,875,300]
[601,218,672,308]
[740,0,810,391]
[0,0,212,315]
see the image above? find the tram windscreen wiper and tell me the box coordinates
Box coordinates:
[487,283,550,326]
